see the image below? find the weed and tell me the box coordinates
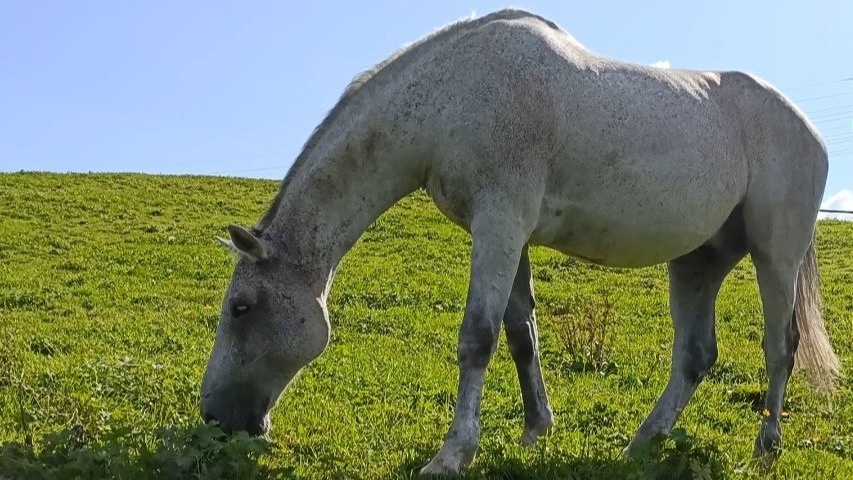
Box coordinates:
[554,292,617,375]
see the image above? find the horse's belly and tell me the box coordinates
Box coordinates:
[531,134,747,267]
[530,198,728,268]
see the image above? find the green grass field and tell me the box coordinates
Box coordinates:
[1,172,851,479]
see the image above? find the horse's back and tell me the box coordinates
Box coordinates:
[416,11,825,267]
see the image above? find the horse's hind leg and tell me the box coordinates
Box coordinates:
[503,244,554,446]
[749,252,802,461]
[741,147,827,461]
[745,217,818,461]
[625,219,746,456]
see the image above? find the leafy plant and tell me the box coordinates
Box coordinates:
[622,428,729,480]
[0,422,288,480]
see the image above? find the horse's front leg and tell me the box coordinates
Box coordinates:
[420,209,530,476]
[503,244,554,446]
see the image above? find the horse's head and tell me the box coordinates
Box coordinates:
[200,225,330,435]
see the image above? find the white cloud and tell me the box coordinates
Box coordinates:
[819,189,853,221]
[651,60,671,69]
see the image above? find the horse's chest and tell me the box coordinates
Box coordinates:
[425,170,474,232]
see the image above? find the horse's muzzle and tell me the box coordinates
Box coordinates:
[200,385,271,436]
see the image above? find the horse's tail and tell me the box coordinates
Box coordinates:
[794,236,841,393]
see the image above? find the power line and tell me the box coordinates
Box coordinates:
[132,75,852,177]
[794,91,852,103]
[824,130,852,137]
[825,131,853,138]
[810,111,852,122]
[808,111,851,122]
[787,77,853,91]
[805,104,851,116]
[814,111,852,120]
[814,118,850,128]
[825,130,853,137]
[820,124,851,132]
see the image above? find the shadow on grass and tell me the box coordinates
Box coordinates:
[0,422,299,480]
[726,387,765,413]
[2,423,739,480]
[393,428,734,480]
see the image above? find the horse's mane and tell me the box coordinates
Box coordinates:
[252,9,562,234]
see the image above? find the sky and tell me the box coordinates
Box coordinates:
[1,1,851,211]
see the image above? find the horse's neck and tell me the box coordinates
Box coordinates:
[266,135,422,297]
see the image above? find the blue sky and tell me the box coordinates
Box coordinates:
[1,1,851,204]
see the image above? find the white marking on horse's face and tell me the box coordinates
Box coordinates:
[200,253,330,435]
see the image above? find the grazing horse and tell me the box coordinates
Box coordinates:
[200,8,839,476]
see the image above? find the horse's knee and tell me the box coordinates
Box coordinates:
[787,310,800,369]
[682,336,718,384]
[505,290,534,322]
[505,321,535,364]
[459,317,500,368]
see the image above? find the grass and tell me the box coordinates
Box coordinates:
[0,171,851,479]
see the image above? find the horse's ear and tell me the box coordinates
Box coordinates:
[223,225,268,261]
[216,236,240,257]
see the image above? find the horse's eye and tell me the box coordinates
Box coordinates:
[231,303,251,318]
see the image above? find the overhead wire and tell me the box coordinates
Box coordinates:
[150,76,852,177]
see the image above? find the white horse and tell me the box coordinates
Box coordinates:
[200,9,839,475]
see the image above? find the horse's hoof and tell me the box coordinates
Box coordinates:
[752,433,782,471]
[753,420,782,463]
[419,444,476,477]
[519,418,554,446]
[419,456,463,477]
[622,437,656,459]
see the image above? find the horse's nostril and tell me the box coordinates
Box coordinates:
[203,411,217,424]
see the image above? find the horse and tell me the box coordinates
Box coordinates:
[200,8,839,476]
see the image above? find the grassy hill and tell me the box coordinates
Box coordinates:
[1,172,851,479]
